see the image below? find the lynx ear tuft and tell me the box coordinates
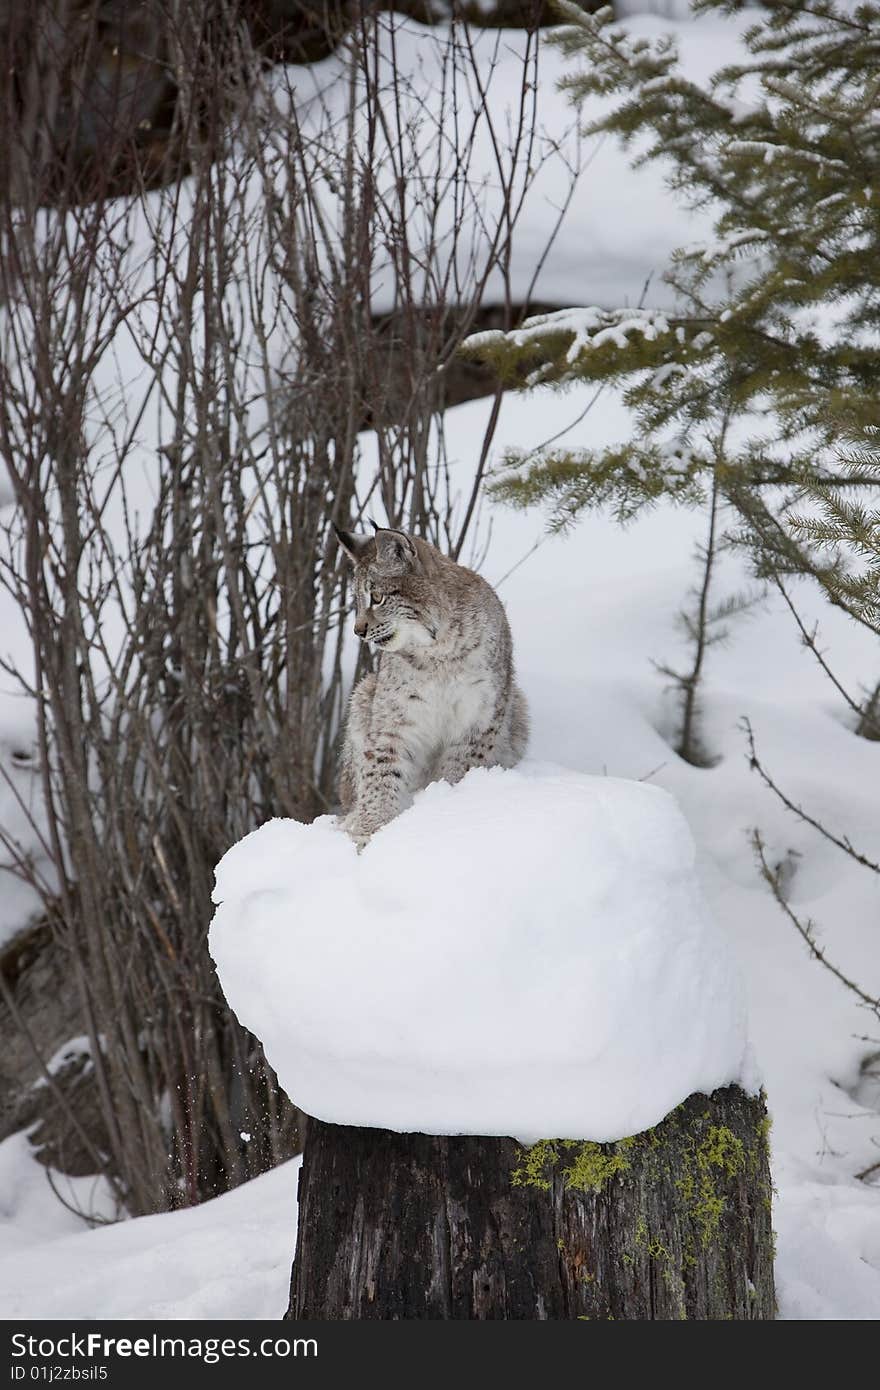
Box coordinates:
[333,522,373,563]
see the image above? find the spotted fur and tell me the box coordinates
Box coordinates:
[335,525,529,848]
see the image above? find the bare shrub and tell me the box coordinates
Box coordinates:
[0,2,573,1212]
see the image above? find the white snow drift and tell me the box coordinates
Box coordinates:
[209,762,751,1143]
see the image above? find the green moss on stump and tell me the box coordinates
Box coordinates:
[509,1087,776,1319]
[512,1136,634,1193]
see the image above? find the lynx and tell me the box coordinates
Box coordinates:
[335,524,528,848]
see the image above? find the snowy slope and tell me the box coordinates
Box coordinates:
[0,3,877,1322]
[277,7,748,311]
[0,1133,298,1321]
[3,375,878,1320]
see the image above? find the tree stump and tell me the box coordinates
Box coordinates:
[286,1085,775,1320]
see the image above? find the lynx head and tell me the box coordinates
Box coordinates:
[334,522,440,654]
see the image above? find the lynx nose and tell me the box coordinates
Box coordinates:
[354,616,368,639]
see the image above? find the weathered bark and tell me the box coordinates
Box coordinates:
[287,1085,776,1320]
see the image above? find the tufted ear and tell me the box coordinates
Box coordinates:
[333,522,373,564]
[374,528,418,568]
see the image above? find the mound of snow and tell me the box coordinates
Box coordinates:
[209,763,751,1143]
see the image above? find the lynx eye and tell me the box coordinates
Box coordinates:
[372,592,387,607]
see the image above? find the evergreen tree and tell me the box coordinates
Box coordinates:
[465,0,880,728]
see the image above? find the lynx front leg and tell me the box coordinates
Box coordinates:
[344,739,416,848]
[435,723,499,786]
[343,683,419,847]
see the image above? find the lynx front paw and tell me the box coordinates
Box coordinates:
[340,814,371,852]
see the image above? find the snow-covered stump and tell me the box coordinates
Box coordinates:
[287,1087,774,1320]
[210,763,774,1321]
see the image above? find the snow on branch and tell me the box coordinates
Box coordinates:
[463,306,688,386]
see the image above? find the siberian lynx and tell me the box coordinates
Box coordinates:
[335,524,528,848]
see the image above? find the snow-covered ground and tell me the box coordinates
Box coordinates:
[0,1133,298,1320]
[3,373,878,1319]
[0,3,878,1321]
